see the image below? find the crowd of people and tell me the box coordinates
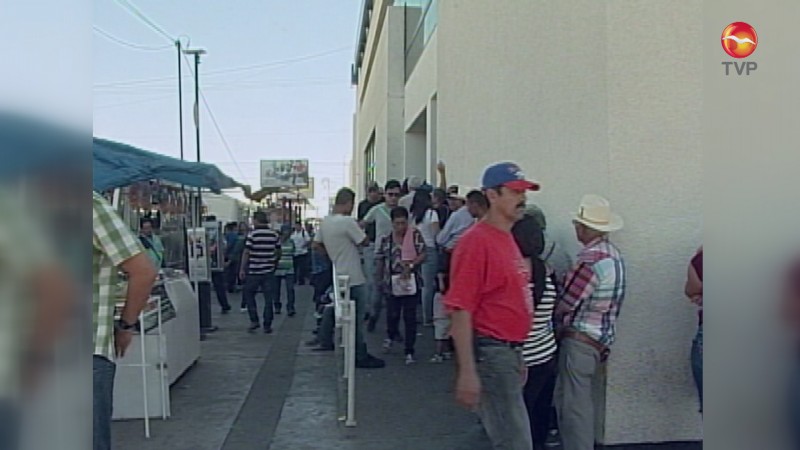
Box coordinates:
[88,160,709,450]
[305,160,705,450]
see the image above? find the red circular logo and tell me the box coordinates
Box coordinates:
[721,22,757,58]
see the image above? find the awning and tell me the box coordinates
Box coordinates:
[93,137,245,194]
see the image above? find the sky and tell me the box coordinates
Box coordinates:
[93,0,362,216]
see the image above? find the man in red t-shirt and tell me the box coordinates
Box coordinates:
[445,161,539,450]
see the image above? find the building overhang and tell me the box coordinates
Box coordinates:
[352,0,374,85]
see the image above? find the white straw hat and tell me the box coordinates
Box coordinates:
[573,194,623,232]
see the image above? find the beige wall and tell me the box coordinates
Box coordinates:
[353,0,703,443]
[354,6,407,199]
[434,0,702,444]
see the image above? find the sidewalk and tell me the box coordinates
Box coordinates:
[111,285,700,450]
[268,304,490,450]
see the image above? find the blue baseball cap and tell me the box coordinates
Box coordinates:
[481,162,540,191]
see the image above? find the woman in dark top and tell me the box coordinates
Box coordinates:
[432,188,450,227]
[512,213,559,450]
[684,246,703,414]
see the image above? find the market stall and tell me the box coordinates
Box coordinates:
[93,137,250,429]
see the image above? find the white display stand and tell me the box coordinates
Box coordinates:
[112,274,200,423]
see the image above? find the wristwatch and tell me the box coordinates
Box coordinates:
[115,319,138,332]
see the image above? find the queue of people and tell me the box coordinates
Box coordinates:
[347,160,705,450]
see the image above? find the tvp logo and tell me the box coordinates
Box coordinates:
[721,22,758,76]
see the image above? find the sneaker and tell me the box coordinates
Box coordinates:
[355,354,385,369]
[429,354,444,363]
[382,338,392,353]
[248,323,259,332]
[240,307,248,313]
[405,354,416,365]
[442,352,453,361]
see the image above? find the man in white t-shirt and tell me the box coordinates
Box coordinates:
[291,221,311,284]
[313,188,385,369]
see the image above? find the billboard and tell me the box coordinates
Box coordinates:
[260,159,310,189]
[299,177,315,199]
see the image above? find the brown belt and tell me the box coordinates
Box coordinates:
[561,329,610,362]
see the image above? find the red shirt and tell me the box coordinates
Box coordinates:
[444,221,532,343]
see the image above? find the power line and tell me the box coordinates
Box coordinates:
[93,45,351,88]
[112,0,176,43]
[94,93,174,110]
[93,26,174,51]
[182,53,249,184]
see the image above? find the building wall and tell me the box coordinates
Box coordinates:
[431,0,702,444]
[353,5,406,200]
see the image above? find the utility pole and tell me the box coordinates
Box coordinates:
[184,47,206,228]
[184,47,215,336]
[177,40,185,161]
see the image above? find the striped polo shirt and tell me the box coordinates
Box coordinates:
[522,273,558,367]
[245,227,281,275]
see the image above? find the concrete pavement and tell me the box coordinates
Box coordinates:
[111,285,701,450]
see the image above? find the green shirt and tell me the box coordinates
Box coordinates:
[275,239,295,276]
[93,192,144,360]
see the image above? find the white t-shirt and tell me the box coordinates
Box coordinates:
[314,214,367,286]
[412,209,439,248]
[291,230,310,256]
[363,203,392,244]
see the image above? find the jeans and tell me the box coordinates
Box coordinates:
[523,356,558,447]
[293,254,310,284]
[386,294,419,355]
[791,355,800,447]
[475,345,532,450]
[691,325,703,414]
[243,272,277,328]
[224,262,238,293]
[211,270,231,311]
[93,355,116,450]
[312,268,333,307]
[276,273,296,313]
[554,338,603,450]
[349,284,369,361]
[317,304,336,349]
[361,243,377,317]
[0,401,19,450]
[420,248,438,323]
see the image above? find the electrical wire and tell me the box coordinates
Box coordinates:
[112,0,176,43]
[93,26,174,51]
[182,53,249,184]
[93,45,351,88]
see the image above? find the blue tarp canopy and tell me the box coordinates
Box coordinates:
[93,137,243,193]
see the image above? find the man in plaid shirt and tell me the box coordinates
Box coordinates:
[93,192,157,450]
[553,195,626,450]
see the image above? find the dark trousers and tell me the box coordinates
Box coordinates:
[318,304,336,349]
[243,272,277,328]
[93,355,116,450]
[224,262,239,293]
[312,267,333,307]
[211,270,231,311]
[523,356,558,447]
[276,273,296,313]
[386,294,419,356]
[293,254,310,284]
